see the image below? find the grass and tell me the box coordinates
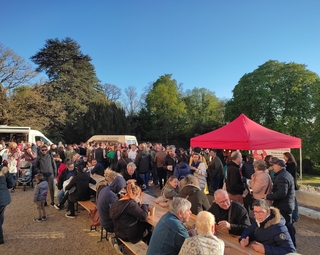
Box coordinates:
[299,174,320,187]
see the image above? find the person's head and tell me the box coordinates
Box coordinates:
[169,197,192,223]
[50,144,57,150]
[253,160,267,172]
[131,144,136,151]
[35,173,44,182]
[2,160,8,167]
[269,157,286,173]
[167,176,179,189]
[252,199,271,223]
[214,189,231,210]
[246,154,254,163]
[209,149,217,158]
[26,142,32,148]
[9,154,14,160]
[36,140,42,147]
[104,168,121,184]
[192,153,201,163]
[126,162,136,175]
[180,174,200,189]
[126,179,142,201]
[92,159,97,166]
[168,145,176,157]
[40,145,48,155]
[66,161,75,171]
[230,151,242,165]
[196,211,216,235]
[121,149,128,158]
[72,153,80,161]
[264,155,273,168]
[283,152,296,165]
[193,146,201,154]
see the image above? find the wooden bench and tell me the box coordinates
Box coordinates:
[118,238,148,255]
[77,200,100,232]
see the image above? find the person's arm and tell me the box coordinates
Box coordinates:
[195,162,207,177]
[89,177,97,185]
[229,203,251,235]
[127,200,148,221]
[266,175,288,201]
[65,176,76,191]
[239,223,256,246]
[33,185,40,202]
[264,230,296,255]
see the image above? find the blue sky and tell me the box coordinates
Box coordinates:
[2,1,320,99]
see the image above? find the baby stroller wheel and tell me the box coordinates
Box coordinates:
[23,185,26,191]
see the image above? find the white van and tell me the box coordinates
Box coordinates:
[0,126,53,145]
[87,135,138,146]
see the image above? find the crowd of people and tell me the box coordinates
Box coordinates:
[0,139,300,255]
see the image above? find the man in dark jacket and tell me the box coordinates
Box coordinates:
[163,145,178,179]
[135,144,151,190]
[208,189,251,236]
[90,159,105,176]
[266,157,296,247]
[207,149,224,194]
[226,151,244,204]
[35,145,57,206]
[122,162,146,189]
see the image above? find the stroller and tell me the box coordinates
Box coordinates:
[18,161,33,191]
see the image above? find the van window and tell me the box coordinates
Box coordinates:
[127,139,137,145]
[0,133,27,144]
[35,136,50,144]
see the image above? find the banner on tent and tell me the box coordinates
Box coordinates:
[253,148,290,160]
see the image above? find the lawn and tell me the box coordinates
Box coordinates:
[299,174,320,187]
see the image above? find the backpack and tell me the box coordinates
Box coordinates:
[89,206,100,227]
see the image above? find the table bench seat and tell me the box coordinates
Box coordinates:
[118,238,148,255]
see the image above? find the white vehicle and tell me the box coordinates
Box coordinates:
[87,135,138,146]
[0,126,53,145]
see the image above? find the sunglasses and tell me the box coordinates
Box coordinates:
[41,149,47,152]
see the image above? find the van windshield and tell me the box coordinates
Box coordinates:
[35,136,49,144]
[0,133,28,144]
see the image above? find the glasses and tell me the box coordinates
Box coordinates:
[216,198,229,204]
[253,210,266,215]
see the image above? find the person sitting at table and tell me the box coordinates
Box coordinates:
[64,167,96,218]
[178,174,210,215]
[179,211,225,255]
[109,179,151,245]
[97,174,126,253]
[122,162,146,190]
[239,199,296,255]
[147,197,192,255]
[90,159,105,176]
[208,189,251,236]
[155,176,179,206]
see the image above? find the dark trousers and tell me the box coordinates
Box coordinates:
[282,211,296,247]
[0,206,6,243]
[152,165,159,185]
[68,199,76,216]
[157,167,167,189]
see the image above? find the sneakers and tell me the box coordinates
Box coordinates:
[50,202,55,207]
[33,218,42,223]
[110,237,123,255]
[41,216,47,221]
[11,189,15,193]
[54,204,61,210]
[65,213,75,219]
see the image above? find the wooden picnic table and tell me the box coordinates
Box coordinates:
[89,173,105,191]
[142,192,260,255]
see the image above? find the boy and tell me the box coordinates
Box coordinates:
[33,173,48,222]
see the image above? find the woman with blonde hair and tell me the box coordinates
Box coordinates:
[178,175,210,215]
[109,180,151,246]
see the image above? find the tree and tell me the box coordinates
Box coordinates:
[0,43,37,124]
[225,60,320,162]
[182,88,225,136]
[102,83,122,102]
[145,74,186,144]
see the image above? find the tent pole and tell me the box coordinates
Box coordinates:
[299,148,302,186]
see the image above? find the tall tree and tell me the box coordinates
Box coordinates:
[145,74,186,144]
[225,60,320,161]
[30,37,105,125]
[102,83,122,102]
[0,43,37,124]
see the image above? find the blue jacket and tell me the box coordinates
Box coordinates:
[147,211,189,255]
[266,168,295,213]
[240,207,296,255]
[173,162,190,180]
[0,166,15,207]
[97,176,126,232]
[33,180,48,202]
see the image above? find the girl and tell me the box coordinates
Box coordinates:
[33,173,48,222]
[155,176,179,206]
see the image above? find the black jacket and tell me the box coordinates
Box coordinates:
[226,161,244,195]
[115,157,132,174]
[135,150,152,174]
[286,162,299,190]
[122,169,144,187]
[266,168,295,213]
[91,162,105,176]
[208,200,251,236]
[65,171,96,201]
[109,199,148,243]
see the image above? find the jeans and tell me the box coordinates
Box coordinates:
[0,206,6,243]
[57,190,65,204]
[44,174,55,204]
[281,211,296,247]
[292,198,300,222]
[139,172,150,189]
[10,173,17,189]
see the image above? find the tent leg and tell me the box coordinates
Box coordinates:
[299,148,302,186]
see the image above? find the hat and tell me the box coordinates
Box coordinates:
[270,157,286,167]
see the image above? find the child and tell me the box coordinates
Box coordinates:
[33,173,49,222]
[7,154,17,192]
[155,176,179,206]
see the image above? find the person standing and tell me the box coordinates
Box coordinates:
[33,173,48,222]
[265,157,296,248]
[226,151,244,204]
[35,145,57,206]
[135,144,152,190]
[154,145,167,190]
[0,160,15,244]
[207,149,224,194]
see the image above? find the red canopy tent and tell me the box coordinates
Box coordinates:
[190,114,301,150]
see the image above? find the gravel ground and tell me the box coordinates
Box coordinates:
[1,183,319,255]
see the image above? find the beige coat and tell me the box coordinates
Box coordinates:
[250,170,273,204]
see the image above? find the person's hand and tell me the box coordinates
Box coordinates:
[252,241,265,253]
[240,236,249,247]
[217,220,231,230]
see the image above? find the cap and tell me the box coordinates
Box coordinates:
[270,157,286,167]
